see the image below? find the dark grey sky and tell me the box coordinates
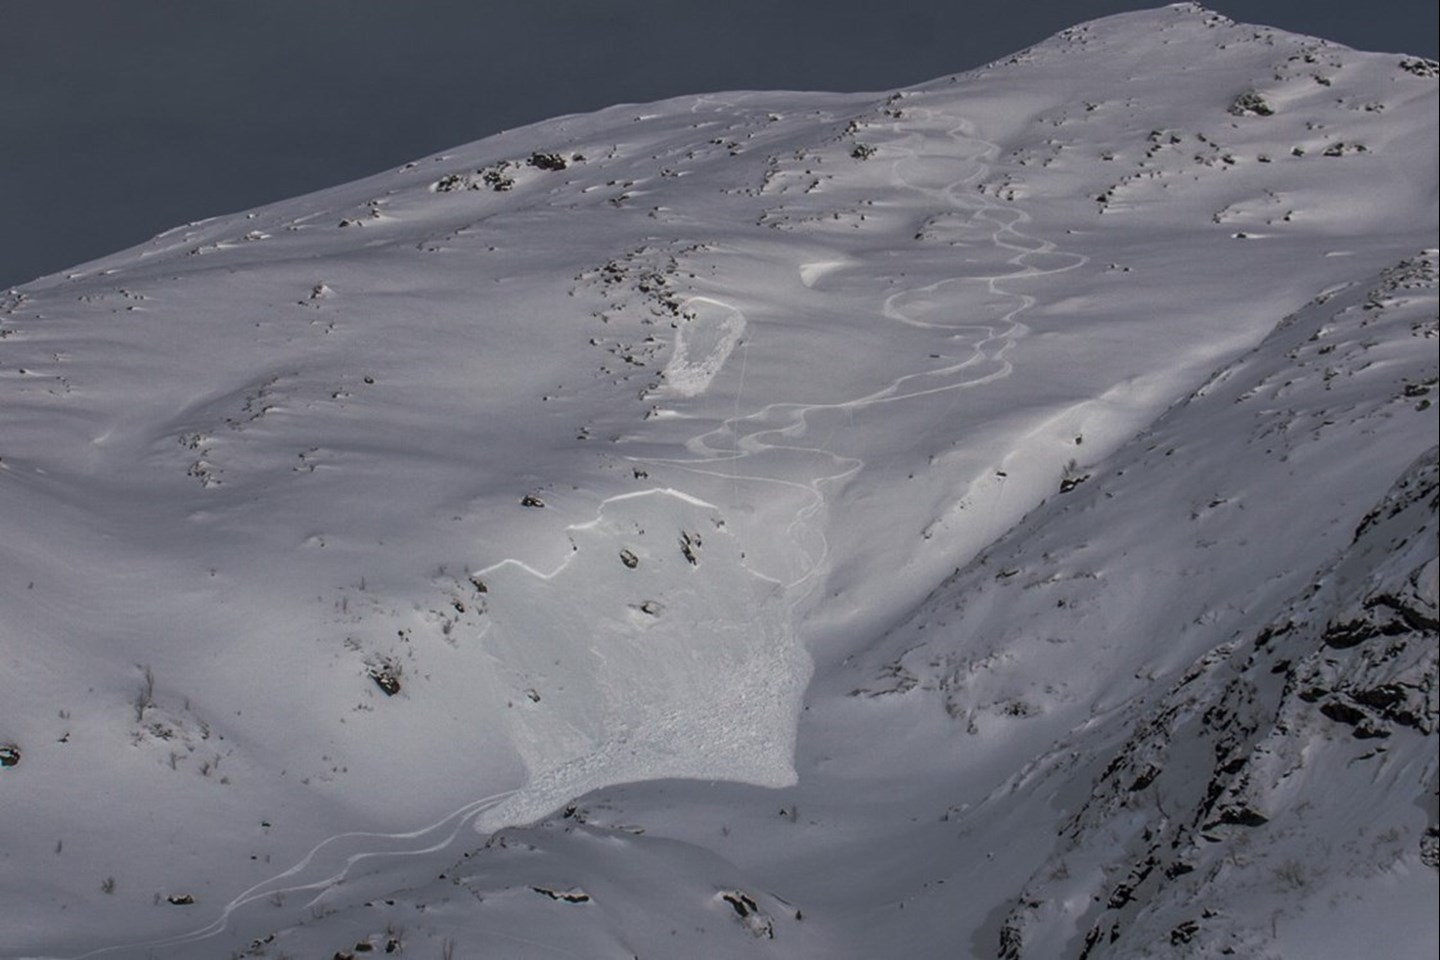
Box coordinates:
[4,1,1436,290]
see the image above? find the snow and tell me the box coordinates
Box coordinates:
[472,488,809,832]
[0,4,1435,958]
[658,297,748,398]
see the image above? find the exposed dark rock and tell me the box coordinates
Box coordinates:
[1228,91,1274,116]
[719,890,775,939]
[1422,827,1440,868]
[1318,698,1367,727]
[1128,764,1160,792]
[1253,621,1293,648]
[1351,684,1405,709]
[531,885,590,903]
[1212,804,1268,828]
[1059,460,1091,493]
[527,152,569,172]
[998,920,1024,960]
[679,531,700,565]
[481,164,516,191]
[1163,860,1195,879]
[368,664,401,696]
[1170,919,1200,945]
[433,173,468,193]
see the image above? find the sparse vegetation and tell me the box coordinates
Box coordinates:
[134,665,156,723]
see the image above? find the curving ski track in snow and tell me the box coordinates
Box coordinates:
[57,103,1087,960]
[471,103,1090,828]
[639,105,1086,587]
[57,791,516,960]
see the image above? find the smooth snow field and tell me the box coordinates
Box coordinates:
[1,5,1436,958]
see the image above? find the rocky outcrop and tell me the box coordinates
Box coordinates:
[996,446,1438,958]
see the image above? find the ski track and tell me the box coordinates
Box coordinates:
[52,791,516,960]
[58,104,1088,960]
[638,106,1087,590]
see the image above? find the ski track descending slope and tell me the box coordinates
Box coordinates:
[443,101,1089,835]
[65,792,516,960]
[638,106,1085,592]
[466,101,1082,834]
[48,103,1088,960]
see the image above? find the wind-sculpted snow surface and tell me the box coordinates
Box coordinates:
[0,5,1436,958]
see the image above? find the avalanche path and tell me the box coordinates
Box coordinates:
[471,104,1086,830]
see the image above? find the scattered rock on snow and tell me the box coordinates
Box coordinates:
[367,661,402,697]
[531,885,590,903]
[718,890,775,939]
[1228,91,1275,116]
[527,152,569,172]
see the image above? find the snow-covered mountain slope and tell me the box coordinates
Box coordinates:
[0,4,1434,958]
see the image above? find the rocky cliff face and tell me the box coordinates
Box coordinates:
[985,256,1438,957]
[996,447,1436,957]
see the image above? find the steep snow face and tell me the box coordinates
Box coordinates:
[1033,445,1439,960]
[0,4,1435,958]
[966,255,1440,959]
